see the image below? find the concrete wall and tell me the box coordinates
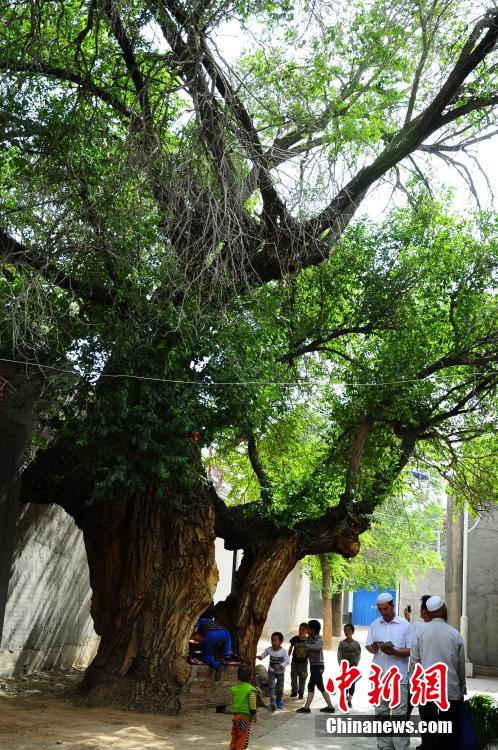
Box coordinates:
[398,568,445,625]
[262,563,310,639]
[467,505,498,673]
[214,538,310,639]
[0,503,98,676]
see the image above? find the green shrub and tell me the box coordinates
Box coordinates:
[466,694,498,749]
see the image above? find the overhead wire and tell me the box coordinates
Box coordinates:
[0,357,494,389]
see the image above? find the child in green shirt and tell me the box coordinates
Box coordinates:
[230,664,257,750]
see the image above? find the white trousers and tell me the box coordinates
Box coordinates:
[375,682,410,750]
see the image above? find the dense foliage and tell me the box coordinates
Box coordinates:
[307,480,444,595]
[208,203,498,522]
[2,0,498,711]
[0,0,496,561]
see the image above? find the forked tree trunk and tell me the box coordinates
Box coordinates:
[213,506,365,669]
[78,488,218,713]
[319,554,333,649]
[215,535,300,669]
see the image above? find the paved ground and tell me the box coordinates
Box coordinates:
[251,627,498,750]
[0,628,497,749]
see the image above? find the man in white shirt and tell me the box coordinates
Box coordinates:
[366,592,413,750]
[410,595,466,750]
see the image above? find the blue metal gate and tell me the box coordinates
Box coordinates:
[352,587,396,626]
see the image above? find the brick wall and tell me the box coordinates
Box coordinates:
[182,663,239,711]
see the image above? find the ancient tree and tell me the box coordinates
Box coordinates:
[1,0,498,711]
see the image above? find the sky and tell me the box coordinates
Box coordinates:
[212,16,498,220]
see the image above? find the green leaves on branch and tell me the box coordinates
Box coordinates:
[306,476,444,592]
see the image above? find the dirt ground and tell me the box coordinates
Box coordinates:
[0,668,292,750]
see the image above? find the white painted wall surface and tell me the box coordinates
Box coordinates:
[213,539,310,639]
[213,537,235,604]
[398,568,445,625]
[262,563,310,639]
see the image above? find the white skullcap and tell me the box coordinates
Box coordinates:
[426,595,445,612]
[376,592,394,605]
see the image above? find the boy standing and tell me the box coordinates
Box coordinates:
[337,623,361,708]
[230,664,257,750]
[257,631,290,710]
[296,619,335,714]
[288,622,308,699]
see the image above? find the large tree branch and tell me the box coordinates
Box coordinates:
[18,436,92,524]
[101,0,155,133]
[148,1,241,198]
[300,11,498,239]
[144,1,288,228]
[198,41,288,225]
[247,435,273,505]
[279,321,394,364]
[0,60,132,118]
[426,375,497,427]
[212,485,366,559]
[1,228,116,306]
[344,419,372,503]
[415,350,498,380]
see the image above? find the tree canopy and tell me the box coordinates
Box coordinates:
[1,0,498,713]
[307,479,445,597]
[2,0,498,320]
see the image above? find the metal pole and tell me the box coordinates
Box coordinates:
[460,509,468,643]
[231,550,238,592]
[460,507,473,677]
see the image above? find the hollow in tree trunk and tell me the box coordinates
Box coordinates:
[213,501,366,672]
[214,535,300,670]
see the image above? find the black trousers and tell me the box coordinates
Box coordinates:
[307,664,325,692]
[347,677,359,698]
[418,699,462,750]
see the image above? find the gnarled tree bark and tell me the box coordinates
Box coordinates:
[80,491,217,712]
[213,497,366,667]
[319,553,333,650]
[332,591,343,637]
[21,444,218,713]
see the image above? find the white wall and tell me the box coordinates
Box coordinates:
[214,537,235,604]
[0,504,98,677]
[213,539,310,639]
[467,506,498,672]
[262,563,310,639]
[398,568,445,625]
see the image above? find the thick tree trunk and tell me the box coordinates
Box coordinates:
[332,591,343,637]
[214,535,300,670]
[76,489,218,713]
[21,432,220,713]
[213,498,366,673]
[319,554,333,649]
